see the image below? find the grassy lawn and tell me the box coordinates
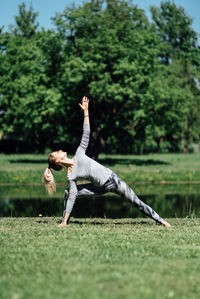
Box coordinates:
[0,152,200,184]
[0,217,200,299]
[1,153,200,298]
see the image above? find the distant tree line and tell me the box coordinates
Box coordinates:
[0,0,200,156]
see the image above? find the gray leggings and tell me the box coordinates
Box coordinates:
[64,172,164,224]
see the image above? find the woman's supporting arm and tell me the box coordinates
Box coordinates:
[58,212,70,227]
[58,180,78,227]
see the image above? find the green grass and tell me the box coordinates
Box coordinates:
[1,153,200,184]
[1,154,200,298]
[105,153,200,183]
[0,217,200,299]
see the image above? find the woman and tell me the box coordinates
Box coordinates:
[43,96,170,227]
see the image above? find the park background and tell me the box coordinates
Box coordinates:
[1,1,200,298]
[0,0,200,155]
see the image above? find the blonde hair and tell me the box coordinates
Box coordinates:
[42,152,63,195]
[42,167,56,195]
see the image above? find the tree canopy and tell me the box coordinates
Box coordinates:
[0,0,200,155]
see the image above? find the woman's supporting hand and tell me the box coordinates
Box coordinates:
[58,222,67,227]
[58,212,70,227]
[79,96,89,111]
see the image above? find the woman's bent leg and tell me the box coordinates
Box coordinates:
[63,184,107,221]
[77,183,106,196]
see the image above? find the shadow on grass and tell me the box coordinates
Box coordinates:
[36,219,49,224]
[53,219,150,226]
[98,158,170,166]
[9,159,47,164]
[9,157,170,166]
[71,219,150,226]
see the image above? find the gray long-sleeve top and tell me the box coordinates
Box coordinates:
[65,123,112,213]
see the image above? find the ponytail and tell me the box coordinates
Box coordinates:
[42,152,63,195]
[42,167,56,195]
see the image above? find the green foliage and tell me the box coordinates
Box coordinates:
[0,33,63,151]
[0,0,200,155]
[150,1,200,153]
[10,2,39,38]
[150,0,198,62]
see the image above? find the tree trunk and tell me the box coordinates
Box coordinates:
[87,129,105,160]
[183,117,189,153]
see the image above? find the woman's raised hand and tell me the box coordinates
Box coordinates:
[79,96,89,111]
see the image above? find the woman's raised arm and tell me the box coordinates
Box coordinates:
[75,96,90,154]
[79,96,89,125]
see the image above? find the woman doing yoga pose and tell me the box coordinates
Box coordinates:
[43,96,170,227]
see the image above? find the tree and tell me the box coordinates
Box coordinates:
[0,33,62,151]
[150,0,198,63]
[0,4,63,152]
[53,0,163,156]
[10,2,39,38]
[0,0,199,154]
[150,0,200,152]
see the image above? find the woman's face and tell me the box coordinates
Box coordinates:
[53,150,67,162]
[49,150,74,169]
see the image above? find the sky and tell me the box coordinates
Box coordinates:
[0,0,200,40]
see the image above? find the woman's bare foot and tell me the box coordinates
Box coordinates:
[162,220,171,227]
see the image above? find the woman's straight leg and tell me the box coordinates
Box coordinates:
[104,173,165,224]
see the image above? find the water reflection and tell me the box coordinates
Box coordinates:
[0,184,200,218]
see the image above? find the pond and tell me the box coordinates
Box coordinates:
[0,183,200,219]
